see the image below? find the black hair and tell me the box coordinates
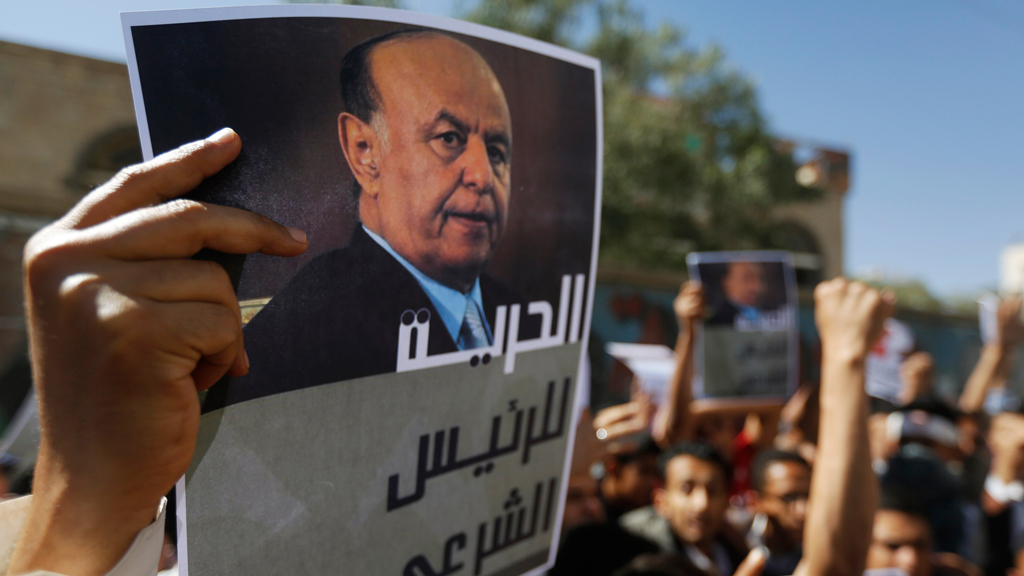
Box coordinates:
[612,434,662,465]
[898,399,960,424]
[340,28,440,124]
[339,28,439,199]
[878,484,929,521]
[751,449,810,493]
[657,441,732,484]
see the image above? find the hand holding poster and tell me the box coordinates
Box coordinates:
[685,251,797,400]
[122,6,601,575]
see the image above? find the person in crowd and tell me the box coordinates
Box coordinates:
[899,351,936,406]
[867,488,939,576]
[879,401,971,558]
[619,441,748,575]
[551,393,662,576]
[980,409,1024,576]
[959,297,1024,415]
[953,296,1024,575]
[621,277,897,576]
[612,549,769,576]
[599,436,664,522]
[774,382,818,465]
[0,120,916,576]
[746,450,810,576]
[563,406,608,531]
[658,281,783,496]
[866,485,982,576]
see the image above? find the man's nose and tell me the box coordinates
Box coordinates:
[894,546,921,576]
[792,497,808,521]
[691,487,709,512]
[461,136,493,192]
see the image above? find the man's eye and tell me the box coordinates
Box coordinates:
[438,132,462,146]
[488,146,507,164]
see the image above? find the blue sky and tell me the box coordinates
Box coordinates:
[3,0,1023,296]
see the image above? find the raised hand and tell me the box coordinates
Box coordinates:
[898,351,934,404]
[814,278,895,365]
[10,129,308,575]
[593,383,656,443]
[673,281,706,327]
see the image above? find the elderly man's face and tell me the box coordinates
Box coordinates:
[722,262,766,308]
[366,36,511,291]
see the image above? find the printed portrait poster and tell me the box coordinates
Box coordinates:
[121,6,601,576]
[686,251,797,399]
[864,318,915,403]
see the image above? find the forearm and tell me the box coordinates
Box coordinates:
[960,344,1012,413]
[7,447,160,575]
[653,325,695,448]
[799,355,876,576]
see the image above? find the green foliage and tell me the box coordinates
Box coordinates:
[462,0,819,271]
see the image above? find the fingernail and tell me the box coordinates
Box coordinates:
[208,128,236,145]
[243,349,250,369]
[287,227,307,244]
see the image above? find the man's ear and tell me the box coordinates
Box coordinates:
[338,112,381,197]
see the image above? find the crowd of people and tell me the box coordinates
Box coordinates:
[0,132,1023,576]
[552,278,1024,576]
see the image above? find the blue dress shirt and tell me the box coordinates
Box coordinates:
[363,226,493,348]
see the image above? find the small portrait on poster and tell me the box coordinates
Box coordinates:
[687,251,797,399]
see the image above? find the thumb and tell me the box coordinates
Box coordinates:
[734,546,769,576]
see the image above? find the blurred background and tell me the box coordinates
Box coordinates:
[2,0,1024,423]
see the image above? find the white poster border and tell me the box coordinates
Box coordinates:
[120,6,603,576]
[686,250,800,401]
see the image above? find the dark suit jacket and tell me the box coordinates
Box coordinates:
[706,300,741,326]
[203,227,530,412]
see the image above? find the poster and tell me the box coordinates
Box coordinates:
[122,6,601,575]
[865,318,915,403]
[604,342,677,408]
[686,251,797,399]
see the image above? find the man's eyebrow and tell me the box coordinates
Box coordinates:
[427,109,511,153]
[486,130,511,151]
[433,110,470,135]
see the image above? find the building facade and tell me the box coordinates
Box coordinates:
[0,40,139,429]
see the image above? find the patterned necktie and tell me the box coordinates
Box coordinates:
[458,298,491,350]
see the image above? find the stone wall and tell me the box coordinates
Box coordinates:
[0,40,137,380]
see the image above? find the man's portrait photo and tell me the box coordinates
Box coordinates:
[128,16,599,409]
[688,252,797,399]
[695,257,792,330]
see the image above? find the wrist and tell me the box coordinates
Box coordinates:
[986,474,1024,505]
[675,324,695,345]
[9,452,162,575]
[821,346,868,370]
